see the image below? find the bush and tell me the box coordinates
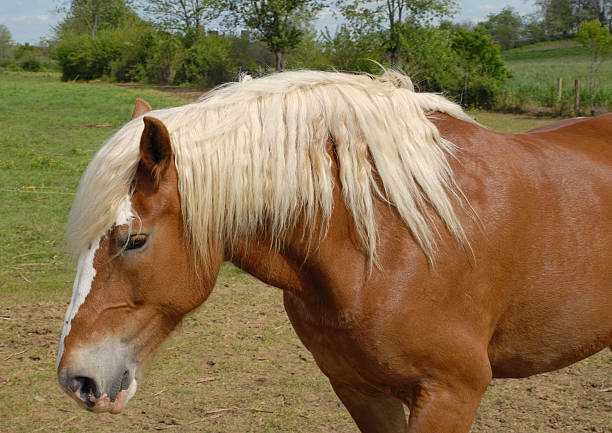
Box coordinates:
[55,18,152,81]
[320,25,387,73]
[398,25,462,95]
[56,32,119,80]
[451,28,510,107]
[19,58,42,71]
[175,34,235,87]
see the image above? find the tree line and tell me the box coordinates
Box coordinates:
[0,0,610,108]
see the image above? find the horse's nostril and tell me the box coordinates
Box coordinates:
[120,370,130,391]
[73,376,100,407]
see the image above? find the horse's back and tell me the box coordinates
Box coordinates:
[527,113,612,159]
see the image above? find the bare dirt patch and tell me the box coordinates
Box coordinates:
[113,83,206,103]
[0,271,610,432]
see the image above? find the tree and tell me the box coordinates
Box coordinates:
[451,27,510,106]
[576,19,612,115]
[56,0,135,38]
[575,0,612,30]
[226,0,326,71]
[398,24,460,93]
[142,0,219,37]
[477,7,525,50]
[535,0,612,38]
[0,24,13,62]
[337,0,458,66]
[321,24,385,72]
[536,0,577,39]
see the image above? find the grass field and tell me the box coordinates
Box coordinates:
[0,72,610,432]
[502,40,612,113]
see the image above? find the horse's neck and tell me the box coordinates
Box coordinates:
[227,192,373,313]
[229,235,303,294]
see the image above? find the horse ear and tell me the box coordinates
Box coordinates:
[131,98,152,120]
[139,116,173,185]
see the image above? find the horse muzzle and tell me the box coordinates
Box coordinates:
[59,368,137,413]
[57,340,139,414]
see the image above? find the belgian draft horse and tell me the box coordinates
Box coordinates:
[56,71,611,432]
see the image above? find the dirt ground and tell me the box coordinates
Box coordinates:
[1,270,610,433]
[112,83,207,103]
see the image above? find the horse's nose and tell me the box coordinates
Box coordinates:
[61,373,101,408]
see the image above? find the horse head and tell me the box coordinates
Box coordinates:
[56,100,222,413]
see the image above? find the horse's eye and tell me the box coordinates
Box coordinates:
[125,234,148,251]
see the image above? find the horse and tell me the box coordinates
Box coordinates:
[56,70,611,432]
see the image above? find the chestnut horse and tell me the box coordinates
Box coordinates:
[57,71,611,432]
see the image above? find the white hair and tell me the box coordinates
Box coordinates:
[67,70,475,264]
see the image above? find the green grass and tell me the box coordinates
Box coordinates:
[469,111,557,133]
[501,40,612,113]
[0,71,188,303]
[502,40,585,61]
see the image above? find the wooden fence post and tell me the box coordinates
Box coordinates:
[558,77,563,102]
[574,79,580,116]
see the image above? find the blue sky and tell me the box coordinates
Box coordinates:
[2,0,537,44]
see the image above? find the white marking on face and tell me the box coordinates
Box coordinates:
[57,196,135,371]
[56,238,100,370]
[115,195,135,227]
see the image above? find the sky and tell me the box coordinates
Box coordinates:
[1,0,538,45]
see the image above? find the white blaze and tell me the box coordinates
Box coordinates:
[56,238,101,370]
[57,196,134,370]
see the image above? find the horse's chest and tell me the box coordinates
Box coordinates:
[283,292,390,385]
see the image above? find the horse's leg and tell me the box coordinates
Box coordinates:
[330,381,408,433]
[283,292,407,432]
[405,381,487,433]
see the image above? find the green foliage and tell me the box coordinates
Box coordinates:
[320,25,386,73]
[0,24,13,62]
[55,11,158,81]
[48,0,523,108]
[476,7,525,50]
[175,34,235,86]
[536,0,577,39]
[286,29,330,70]
[227,0,326,70]
[227,32,275,74]
[19,58,43,72]
[398,25,461,93]
[451,28,510,107]
[143,0,218,34]
[576,19,612,114]
[576,19,612,57]
[3,42,58,73]
[56,30,125,80]
[337,0,458,65]
[56,0,136,38]
[534,0,612,40]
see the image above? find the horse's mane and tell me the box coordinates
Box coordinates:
[67,70,475,263]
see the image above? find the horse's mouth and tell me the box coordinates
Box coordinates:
[71,379,138,414]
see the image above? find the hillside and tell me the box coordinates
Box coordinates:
[502,40,584,61]
[500,40,612,113]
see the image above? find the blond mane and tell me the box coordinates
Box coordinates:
[67,70,475,263]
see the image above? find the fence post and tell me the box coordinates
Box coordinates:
[574,79,580,116]
[557,77,563,102]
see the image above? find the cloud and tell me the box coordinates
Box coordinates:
[479,4,497,13]
[9,14,50,23]
[317,7,334,19]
